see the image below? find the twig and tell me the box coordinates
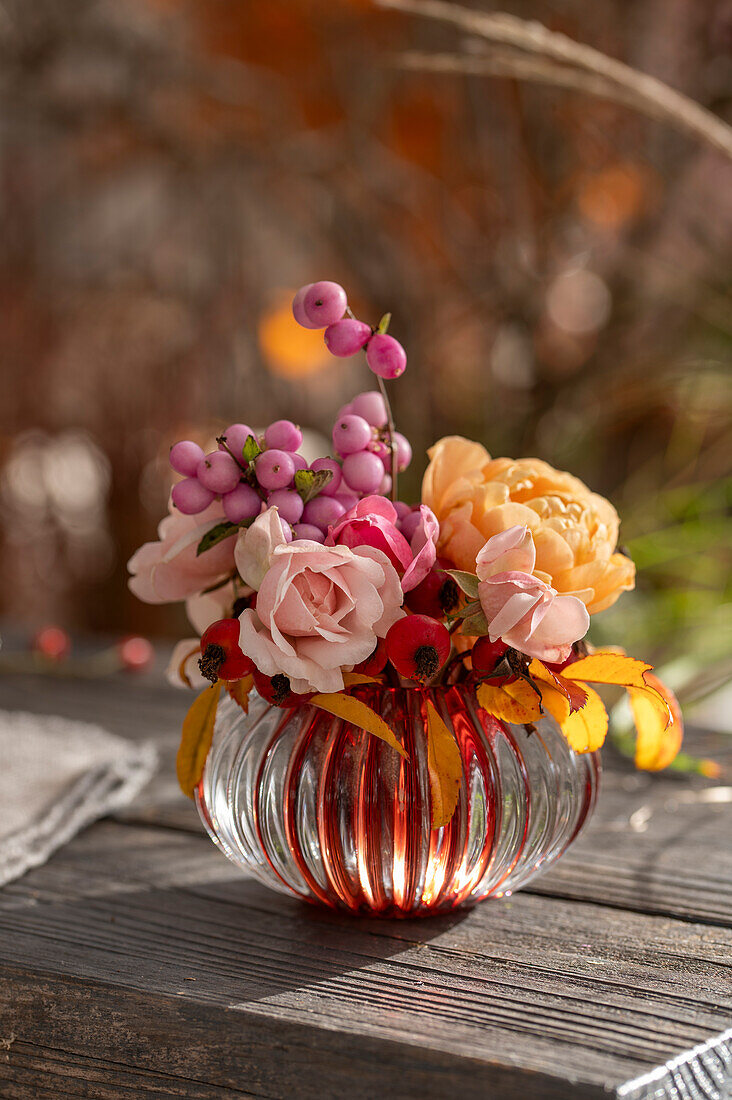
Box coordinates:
[376,375,399,502]
[377,0,732,160]
[399,50,658,118]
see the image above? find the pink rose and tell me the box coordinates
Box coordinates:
[238,540,404,693]
[128,500,236,604]
[166,638,207,690]
[476,526,590,664]
[327,495,438,593]
[401,505,439,593]
[185,579,242,634]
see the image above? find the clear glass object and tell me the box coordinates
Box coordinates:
[197,684,600,916]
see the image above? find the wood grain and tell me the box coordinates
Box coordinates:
[1,669,731,1098]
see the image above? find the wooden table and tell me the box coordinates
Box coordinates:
[1,668,731,1099]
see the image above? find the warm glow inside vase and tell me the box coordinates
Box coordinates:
[197,684,600,917]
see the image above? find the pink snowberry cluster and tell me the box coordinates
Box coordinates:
[167,281,412,544]
[292,280,407,380]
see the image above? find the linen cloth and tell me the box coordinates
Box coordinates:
[0,709,157,886]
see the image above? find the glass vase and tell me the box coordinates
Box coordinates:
[196,683,599,917]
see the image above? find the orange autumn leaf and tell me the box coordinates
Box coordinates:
[425,700,463,830]
[558,684,609,753]
[631,672,683,771]
[176,680,222,798]
[476,678,542,724]
[310,692,407,759]
[227,673,254,713]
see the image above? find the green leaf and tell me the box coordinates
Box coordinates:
[294,468,334,504]
[377,312,391,334]
[242,434,262,463]
[459,600,490,636]
[196,521,239,556]
[447,570,480,600]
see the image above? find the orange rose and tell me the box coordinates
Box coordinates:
[422,437,635,615]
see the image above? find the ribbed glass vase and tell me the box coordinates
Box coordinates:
[196,684,599,917]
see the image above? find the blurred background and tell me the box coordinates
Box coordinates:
[1,0,730,718]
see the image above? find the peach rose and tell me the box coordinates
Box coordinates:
[128,500,236,605]
[238,541,404,693]
[422,437,634,614]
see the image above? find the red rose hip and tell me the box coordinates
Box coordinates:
[199,619,254,683]
[253,669,311,707]
[471,636,508,677]
[385,615,451,684]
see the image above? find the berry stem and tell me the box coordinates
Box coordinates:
[376,375,398,503]
[215,436,248,473]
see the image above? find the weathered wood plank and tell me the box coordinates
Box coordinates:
[2,670,731,1097]
[1,818,731,1093]
[2,967,597,1100]
[532,749,732,925]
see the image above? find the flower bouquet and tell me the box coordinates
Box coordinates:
[129,280,682,916]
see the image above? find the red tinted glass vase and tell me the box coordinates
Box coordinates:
[197,683,599,916]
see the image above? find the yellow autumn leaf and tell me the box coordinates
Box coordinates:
[227,673,254,713]
[176,681,222,798]
[534,681,571,726]
[631,671,683,771]
[342,672,381,687]
[310,692,408,759]
[476,679,542,724]
[559,685,609,753]
[529,659,588,714]
[562,653,654,689]
[564,651,672,731]
[425,700,463,830]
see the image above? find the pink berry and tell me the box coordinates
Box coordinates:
[310,457,342,496]
[172,478,215,515]
[219,424,255,459]
[366,333,407,379]
[332,414,372,456]
[302,496,346,531]
[342,451,384,494]
[292,284,320,329]
[334,490,359,511]
[392,431,412,472]
[394,501,412,521]
[279,517,294,543]
[291,453,308,472]
[379,474,392,496]
[222,483,261,523]
[265,419,303,452]
[170,440,204,478]
[255,449,295,491]
[324,319,372,357]
[197,451,241,494]
[351,391,388,427]
[369,439,391,470]
[302,281,347,328]
[336,402,354,419]
[293,523,326,544]
[401,510,422,541]
[267,488,304,525]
